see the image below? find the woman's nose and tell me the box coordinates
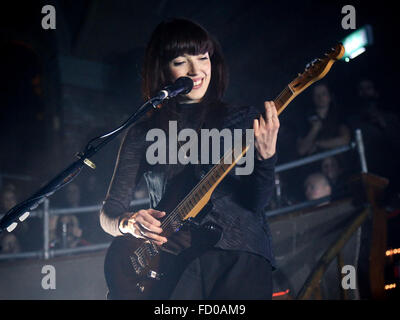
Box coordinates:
[188,61,200,75]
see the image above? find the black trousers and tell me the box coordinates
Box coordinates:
[168,249,273,300]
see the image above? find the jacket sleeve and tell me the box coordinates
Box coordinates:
[100,123,148,237]
[236,105,277,214]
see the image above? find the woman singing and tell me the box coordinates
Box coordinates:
[100,18,280,299]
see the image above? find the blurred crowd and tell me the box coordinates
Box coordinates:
[0,174,149,255]
[1,78,400,256]
[269,78,400,209]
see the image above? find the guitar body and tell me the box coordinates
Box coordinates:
[104,221,222,300]
[104,235,176,300]
[104,166,222,300]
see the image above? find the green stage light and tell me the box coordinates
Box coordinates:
[341,25,373,62]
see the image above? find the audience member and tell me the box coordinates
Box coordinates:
[0,184,17,215]
[297,83,351,157]
[50,214,89,249]
[304,172,332,204]
[0,184,44,253]
[321,156,348,195]
[348,79,400,193]
[0,233,20,254]
[0,185,22,254]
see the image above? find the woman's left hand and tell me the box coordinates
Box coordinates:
[253,101,280,160]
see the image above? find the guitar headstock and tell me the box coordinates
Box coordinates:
[289,43,345,94]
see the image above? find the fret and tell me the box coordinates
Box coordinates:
[188,197,196,208]
[215,164,225,177]
[184,202,191,212]
[274,86,293,108]
[176,208,185,219]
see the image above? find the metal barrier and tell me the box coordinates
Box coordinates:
[0,198,150,261]
[0,129,368,262]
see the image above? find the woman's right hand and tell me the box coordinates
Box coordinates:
[119,209,167,246]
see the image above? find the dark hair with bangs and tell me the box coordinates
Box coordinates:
[141,18,228,104]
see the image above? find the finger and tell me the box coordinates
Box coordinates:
[137,224,167,243]
[136,219,163,234]
[271,102,280,128]
[264,101,273,126]
[134,215,163,233]
[253,119,259,136]
[143,231,167,244]
[271,101,278,118]
[147,209,166,219]
[138,209,164,227]
[259,114,266,128]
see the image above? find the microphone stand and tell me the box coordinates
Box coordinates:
[0,95,166,234]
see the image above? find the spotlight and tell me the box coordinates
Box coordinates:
[341,24,373,62]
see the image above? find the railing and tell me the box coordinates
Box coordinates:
[0,129,368,264]
[0,198,150,261]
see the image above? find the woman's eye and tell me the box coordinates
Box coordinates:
[200,56,209,60]
[173,61,185,66]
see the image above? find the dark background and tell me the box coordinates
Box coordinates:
[0,0,399,199]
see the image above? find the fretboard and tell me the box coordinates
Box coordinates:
[273,85,295,115]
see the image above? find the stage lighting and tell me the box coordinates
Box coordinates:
[341,24,373,62]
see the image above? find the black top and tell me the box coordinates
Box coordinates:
[100,101,277,268]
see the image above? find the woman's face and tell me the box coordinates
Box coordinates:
[167,52,211,103]
[312,84,331,110]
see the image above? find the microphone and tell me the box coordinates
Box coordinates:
[155,77,194,100]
